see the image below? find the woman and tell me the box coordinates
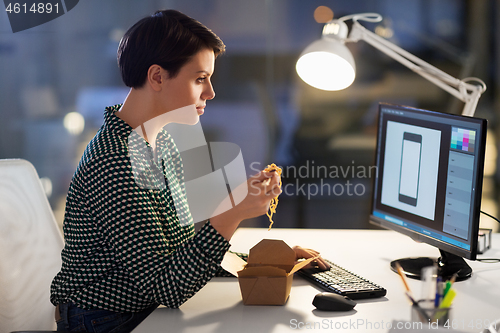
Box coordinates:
[50,9,327,332]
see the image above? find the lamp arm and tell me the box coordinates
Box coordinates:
[345,21,486,117]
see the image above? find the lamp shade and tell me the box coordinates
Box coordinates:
[296,37,356,91]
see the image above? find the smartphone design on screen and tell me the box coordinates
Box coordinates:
[398,132,422,206]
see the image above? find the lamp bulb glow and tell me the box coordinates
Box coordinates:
[296,38,356,91]
[296,52,355,91]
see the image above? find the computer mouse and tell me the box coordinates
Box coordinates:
[313,292,356,311]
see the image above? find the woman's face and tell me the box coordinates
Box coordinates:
[158,48,216,120]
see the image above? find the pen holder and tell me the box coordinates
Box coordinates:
[411,300,451,325]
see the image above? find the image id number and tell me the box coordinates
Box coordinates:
[5,3,59,14]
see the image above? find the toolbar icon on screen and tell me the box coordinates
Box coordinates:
[451,127,476,153]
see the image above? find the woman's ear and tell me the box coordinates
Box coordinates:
[147,65,163,91]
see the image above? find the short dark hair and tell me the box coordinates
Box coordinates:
[117,10,226,88]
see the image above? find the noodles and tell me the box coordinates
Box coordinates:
[264,163,282,230]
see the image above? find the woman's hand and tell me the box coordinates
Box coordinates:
[235,169,282,220]
[292,246,330,271]
[210,169,281,241]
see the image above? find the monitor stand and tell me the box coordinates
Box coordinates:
[390,249,472,281]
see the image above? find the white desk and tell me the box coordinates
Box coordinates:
[135,228,500,333]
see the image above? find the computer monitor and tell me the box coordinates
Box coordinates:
[369,103,487,281]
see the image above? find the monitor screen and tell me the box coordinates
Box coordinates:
[370,103,487,281]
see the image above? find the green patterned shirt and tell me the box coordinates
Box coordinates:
[50,105,231,312]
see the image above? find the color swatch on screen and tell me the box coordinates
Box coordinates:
[451,127,475,153]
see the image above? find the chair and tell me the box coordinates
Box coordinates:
[0,159,64,332]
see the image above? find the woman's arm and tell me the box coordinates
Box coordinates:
[84,153,230,308]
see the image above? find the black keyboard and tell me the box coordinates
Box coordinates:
[296,259,387,300]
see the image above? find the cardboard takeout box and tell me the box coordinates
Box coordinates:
[236,239,316,305]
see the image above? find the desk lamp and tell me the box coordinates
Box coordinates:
[297,13,489,282]
[296,13,486,117]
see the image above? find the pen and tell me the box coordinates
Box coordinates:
[435,276,443,308]
[439,288,456,309]
[395,262,413,296]
[443,273,457,298]
[443,281,452,298]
